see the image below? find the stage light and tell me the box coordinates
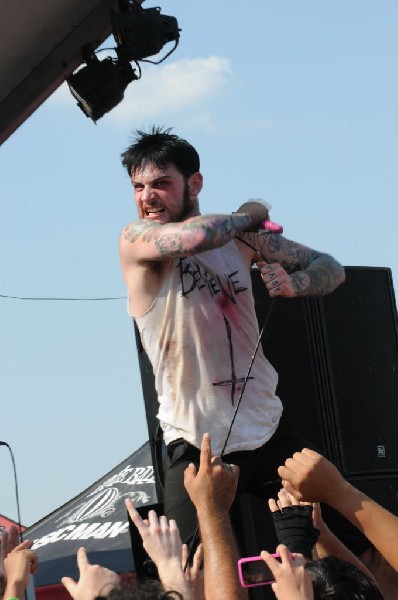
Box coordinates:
[111,0,180,63]
[67,2,179,121]
[67,44,138,122]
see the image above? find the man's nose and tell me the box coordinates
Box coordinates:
[141,186,156,202]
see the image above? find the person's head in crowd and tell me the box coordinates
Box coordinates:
[96,581,183,600]
[63,566,184,600]
[305,556,384,600]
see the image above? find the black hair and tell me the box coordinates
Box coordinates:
[121,126,200,179]
[306,556,384,600]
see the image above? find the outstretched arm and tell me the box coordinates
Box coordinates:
[278,448,398,571]
[120,202,269,264]
[311,503,377,584]
[243,232,345,297]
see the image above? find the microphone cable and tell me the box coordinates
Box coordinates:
[184,235,278,569]
[219,234,275,456]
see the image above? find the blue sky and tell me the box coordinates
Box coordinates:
[1,0,398,526]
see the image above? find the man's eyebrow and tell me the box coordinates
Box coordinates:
[132,175,172,185]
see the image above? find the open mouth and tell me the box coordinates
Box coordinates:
[145,207,165,217]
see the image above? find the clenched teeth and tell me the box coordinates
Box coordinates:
[146,208,165,214]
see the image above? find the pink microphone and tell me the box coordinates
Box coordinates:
[259,219,283,234]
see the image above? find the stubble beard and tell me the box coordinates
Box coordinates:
[175,181,197,222]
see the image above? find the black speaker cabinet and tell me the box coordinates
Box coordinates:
[135,266,398,514]
[252,266,398,516]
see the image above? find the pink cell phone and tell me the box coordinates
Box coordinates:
[238,554,281,587]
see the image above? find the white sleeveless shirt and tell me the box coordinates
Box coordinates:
[132,241,282,454]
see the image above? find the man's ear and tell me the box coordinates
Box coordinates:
[188,172,203,196]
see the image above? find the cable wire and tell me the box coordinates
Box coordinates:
[0,294,126,301]
[184,234,277,567]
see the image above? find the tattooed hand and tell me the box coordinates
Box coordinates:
[258,262,298,298]
[256,237,345,298]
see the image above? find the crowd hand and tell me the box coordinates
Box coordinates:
[310,501,347,547]
[235,199,270,229]
[1,525,20,562]
[182,543,204,600]
[183,432,239,513]
[278,448,349,504]
[3,540,38,599]
[61,547,120,600]
[257,261,296,298]
[0,525,20,594]
[269,488,314,514]
[261,545,313,600]
[269,489,319,559]
[125,499,190,597]
[126,499,184,573]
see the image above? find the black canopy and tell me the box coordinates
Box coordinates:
[25,441,158,586]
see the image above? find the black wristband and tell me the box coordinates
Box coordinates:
[272,505,320,559]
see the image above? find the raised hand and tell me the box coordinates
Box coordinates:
[182,542,204,600]
[3,540,38,600]
[125,499,190,598]
[183,432,239,513]
[278,448,348,503]
[61,547,120,600]
[261,545,313,600]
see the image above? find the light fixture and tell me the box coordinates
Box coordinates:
[67,44,137,122]
[67,2,180,121]
[111,0,180,63]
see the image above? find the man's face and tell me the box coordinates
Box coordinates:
[131,163,197,224]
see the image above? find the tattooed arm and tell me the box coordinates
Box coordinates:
[120,204,268,264]
[240,232,345,298]
[120,203,269,316]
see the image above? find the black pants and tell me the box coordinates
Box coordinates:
[164,414,308,546]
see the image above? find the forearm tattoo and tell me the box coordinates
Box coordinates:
[123,214,253,257]
[181,214,252,253]
[257,234,345,296]
[259,235,310,271]
[290,255,345,296]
